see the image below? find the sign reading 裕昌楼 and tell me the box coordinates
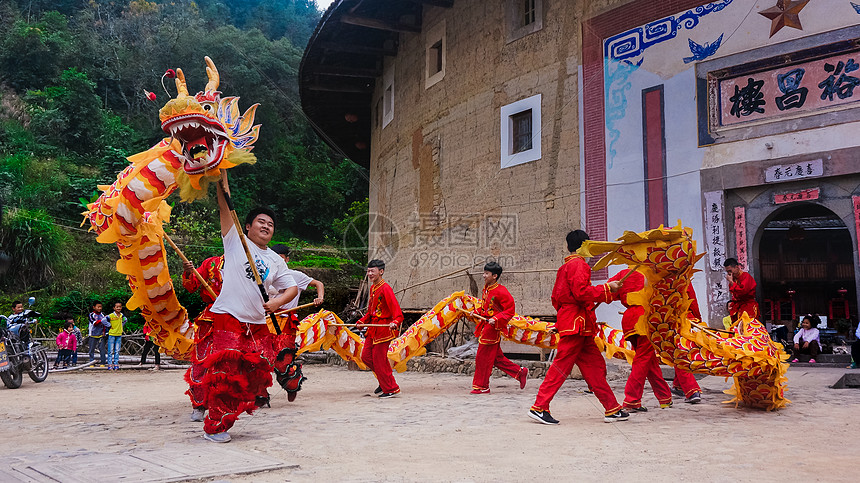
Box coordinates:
[720,51,860,127]
[764,158,823,184]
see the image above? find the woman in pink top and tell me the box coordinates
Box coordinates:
[791,315,821,363]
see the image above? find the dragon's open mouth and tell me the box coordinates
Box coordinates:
[161,114,230,175]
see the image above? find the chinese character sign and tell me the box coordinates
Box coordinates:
[774,188,820,204]
[764,158,823,183]
[719,52,860,126]
[734,206,747,270]
[703,191,726,272]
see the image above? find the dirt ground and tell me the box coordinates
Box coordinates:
[1,362,857,482]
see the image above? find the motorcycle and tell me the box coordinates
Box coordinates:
[0,297,49,389]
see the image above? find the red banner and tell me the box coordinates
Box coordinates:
[853,196,860,259]
[734,206,747,269]
[774,188,820,204]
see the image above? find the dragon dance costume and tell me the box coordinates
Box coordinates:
[532,254,624,417]
[729,270,759,323]
[358,279,402,395]
[608,269,673,409]
[182,255,223,411]
[471,282,527,393]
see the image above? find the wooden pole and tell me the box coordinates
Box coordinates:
[329,323,391,327]
[164,234,218,300]
[273,302,318,316]
[618,264,642,283]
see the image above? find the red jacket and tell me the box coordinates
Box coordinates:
[728,271,758,319]
[358,280,403,344]
[686,284,702,320]
[474,282,515,344]
[551,254,612,337]
[181,256,224,304]
[608,269,645,336]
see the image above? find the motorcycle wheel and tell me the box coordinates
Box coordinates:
[28,350,48,383]
[1,367,23,389]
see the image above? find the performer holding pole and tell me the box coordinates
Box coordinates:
[468,262,528,394]
[608,268,673,412]
[529,230,627,425]
[671,283,703,404]
[724,258,758,324]
[180,254,225,422]
[197,173,297,443]
[357,259,402,398]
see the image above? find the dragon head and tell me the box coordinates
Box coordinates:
[158,56,260,193]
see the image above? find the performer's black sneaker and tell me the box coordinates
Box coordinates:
[629,406,648,413]
[255,395,271,408]
[378,390,400,399]
[528,409,559,425]
[604,410,630,423]
[684,392,702,404]
[374,386,383,395]
[671,387,685,398]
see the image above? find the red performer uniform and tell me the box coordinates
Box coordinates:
[182,256,224,410]
[358,279,403,395]
[608,269,672,409]
[532,254,623,417]
[471,282,527,393]
[728,270,758,322]
[672,284,702,398]
[200,226,297,435]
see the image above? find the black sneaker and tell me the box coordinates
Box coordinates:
[528,409,559,425]
[604,410,630,423]
[671,387,685,398]
[255,395,271,408]
[629,406,647,413]
[378,391,399,399]
[373,386,382,395]
[684,392,702,404]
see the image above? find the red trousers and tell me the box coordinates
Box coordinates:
[672,368,700,397]
[532,334,622,416]
[361,338,399,393]
[623,335,672,408]
[472,342,522,390]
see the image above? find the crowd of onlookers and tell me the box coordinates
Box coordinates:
[5,300,160,370]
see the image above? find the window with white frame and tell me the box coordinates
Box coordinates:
[382,67,394,128]
[425,20,446,89]
[507,0,543,42]
[500,94,541,168]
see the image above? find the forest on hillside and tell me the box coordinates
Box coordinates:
[0,0,368,325]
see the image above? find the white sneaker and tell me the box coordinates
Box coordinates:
[203,432,231,443]
[190,408,205,422]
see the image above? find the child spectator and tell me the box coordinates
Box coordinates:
[106,301,127,370]
[792,315,821,363]
[54,321,76,369]
[88,301,110,366]
[71,322,83,366]
[138,325,161,370]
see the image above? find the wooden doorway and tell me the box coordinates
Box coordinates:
[759,203,856,329]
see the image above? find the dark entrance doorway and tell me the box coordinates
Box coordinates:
[759,203,856,331]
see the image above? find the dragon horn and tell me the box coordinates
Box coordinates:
[204,56,219,92]
[175,68,189,98]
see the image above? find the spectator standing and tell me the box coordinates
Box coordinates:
[88,301,110,366]
[71,322,83,366]
[54,321,76,369]
[139,325,161,370]
[106,302,127,370]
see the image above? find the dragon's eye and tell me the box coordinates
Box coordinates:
[203,104,211,111]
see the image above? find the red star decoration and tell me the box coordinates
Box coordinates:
[759,0,811,38]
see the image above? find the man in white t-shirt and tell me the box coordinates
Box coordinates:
[198,174,298,443]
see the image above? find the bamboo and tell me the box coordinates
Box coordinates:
[164,234,218,300]
[273,302,318,316]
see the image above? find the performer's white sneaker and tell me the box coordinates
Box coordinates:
[203,432,231,443]
[190,408,205,422]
